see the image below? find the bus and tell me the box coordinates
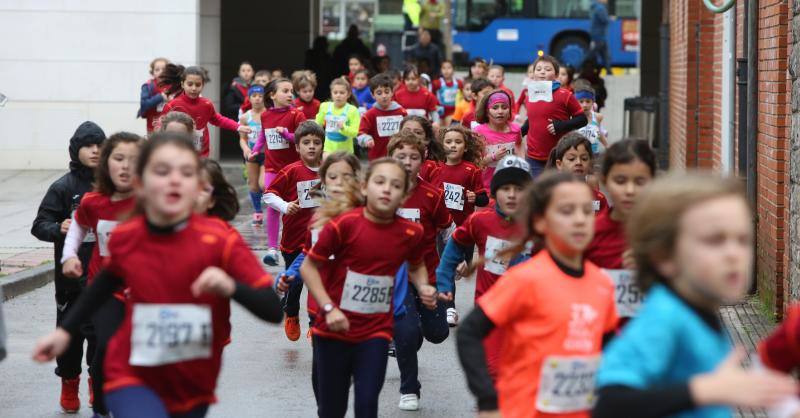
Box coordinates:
[451,0,639,68]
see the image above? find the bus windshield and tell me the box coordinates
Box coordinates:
[455,0,637,31]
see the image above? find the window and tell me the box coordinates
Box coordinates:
[612,0,638,19]
[455,0,526,31]
[537,0,591,18]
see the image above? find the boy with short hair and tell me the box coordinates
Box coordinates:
[460,78,494,129]
[357,74,408,160]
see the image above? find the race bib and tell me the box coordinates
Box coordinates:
[397,208,421,223]
[536,355,600,413]
[129,304,212,367]
[528,81,553,103]
[339,270,393,314]
[578,125,601,154]
[296,179,321,209]
[484,236,513,275]
[443,182,465,211]
[376,115,403,137]
[486,143,515,166]
[592,200,601,212]
[406,108,427,117]
[192,129,204,151]
[604,269,643,318]
[265,128,289,150]
[325,115,346,133]
[443,88,458,105]
[96,220,119,257]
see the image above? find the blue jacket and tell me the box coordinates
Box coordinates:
[590,1,610,42]
[137,80,164,118]
[353,86,375,110]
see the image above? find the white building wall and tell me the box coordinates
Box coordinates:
[0,0,221,169]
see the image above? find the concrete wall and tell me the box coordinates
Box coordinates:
[0,0,221,168]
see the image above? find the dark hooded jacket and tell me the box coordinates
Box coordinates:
[31,121,105,298]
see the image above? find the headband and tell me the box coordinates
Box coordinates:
[248,85,265,96]
[487,91,510,107]
[574,90,594,100]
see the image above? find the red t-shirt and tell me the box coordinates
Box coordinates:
[307,207,424,342]
[585,208,627,269]
[142,79,166,133]
[359,105,407,160]
[398,178,453,283]
[260,107,306,173]
[293,97,321,121]
[73,192,135,284]
[264,161,320,253]
[460,109,477,129]
[451,209,521,298]
[478,250,618,418]
[394,86,438,119]
[430,161,485,226]
[102,214,272,414]
[525,87,584,161]
[161,94,239,158]
[419,159,440,183]
[594,190,609,214]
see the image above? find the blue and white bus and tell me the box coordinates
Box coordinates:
[451,0,639,68]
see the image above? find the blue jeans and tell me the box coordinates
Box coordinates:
[106,385,209,418]
[314,336,389,418]
[527,157,548,179]
[393,285,449,396]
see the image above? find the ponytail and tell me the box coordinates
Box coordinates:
[159,64,210,96]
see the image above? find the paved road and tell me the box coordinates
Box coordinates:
[0,219,477,418]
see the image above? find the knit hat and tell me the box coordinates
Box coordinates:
[490,155,532,196]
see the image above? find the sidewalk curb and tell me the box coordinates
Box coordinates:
[2,263,54,301]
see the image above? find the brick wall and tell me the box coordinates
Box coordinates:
[668,0,792,314]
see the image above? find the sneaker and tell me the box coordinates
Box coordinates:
[88,376,94,407]
[251,213,264,226]
[398,394,419,411]
[60,377,80,413]
[285,316,301,341]
[447,308,459,327]
[306,328,313,344]
[388,341,396,357]
[262,248,280,266]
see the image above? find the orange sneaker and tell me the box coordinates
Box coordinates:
[285,316,301,341]
[307,328,313,344]
[60,377,80,413]
[88,376,94,407]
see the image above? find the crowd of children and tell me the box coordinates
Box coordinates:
[26,53,800,418]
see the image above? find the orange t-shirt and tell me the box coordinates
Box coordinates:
[478,250,618,418]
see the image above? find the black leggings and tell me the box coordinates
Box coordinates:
[281,251,302,317]
[90,296,125,414]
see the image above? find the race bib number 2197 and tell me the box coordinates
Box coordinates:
[130,304,212,366]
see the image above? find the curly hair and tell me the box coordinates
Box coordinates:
[437,124,485,167]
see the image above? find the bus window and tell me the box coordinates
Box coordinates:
[456,0,525,31]
[537,0,590,18]
[612,0,638,18]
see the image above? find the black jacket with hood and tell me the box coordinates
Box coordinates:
[31,121,105,299]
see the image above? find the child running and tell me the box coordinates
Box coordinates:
[400,115,444,182]
[457,171,618,418]
[263,121,324,341]
[523,55,588,177]
[351,69,375,113]
[60,132,141,416]
[451,78,474,126]
[473,90,523,190]
[299,157,439,418]
[31,121,106,414]
[433,125,488,227]
[459,78,495,129]
[316,77,361,156]
[487,65,516,114]
[584,139,655,319]
[573,83,608,157]
[33,132,283,418]
[432,60,463,125]
[159,64,251,157]
[357,73,407,161]
[388,132,453,411]
[438,155,532,377]
[394,64,440,126]
[293,73,321,121]
[138,57,170,133]
[239,85,267,226]
[593,173,797,418]
[545,132,610,214]
[160,111,195,134]
[250,77,307,266]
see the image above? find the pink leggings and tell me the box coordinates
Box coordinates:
[264,171,281,248]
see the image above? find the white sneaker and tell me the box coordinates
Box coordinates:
[398,393,419,411]
[447,308,459,327]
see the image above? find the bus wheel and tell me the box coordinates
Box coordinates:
[552,36,589,69]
